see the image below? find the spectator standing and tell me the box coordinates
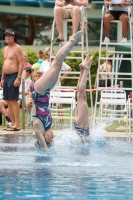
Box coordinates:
[23,52,32,69]
[32,50,44,72]
[53,0,88,43]
[0,67,32,131]
[37,50,44,66]
[1,28,24,131]
[103,0,131,43]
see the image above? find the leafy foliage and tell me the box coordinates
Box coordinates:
[0,14,53,45]
[25,49,38,65]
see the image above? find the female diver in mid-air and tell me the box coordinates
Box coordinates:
[30,30,85,150]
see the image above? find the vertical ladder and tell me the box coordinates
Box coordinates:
[49,6,94,116]
[94,6,133,132]
[50,6,89,62]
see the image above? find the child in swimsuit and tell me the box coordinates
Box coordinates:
[29,30,84,150]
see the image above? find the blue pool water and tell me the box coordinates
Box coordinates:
[0,124,133,199]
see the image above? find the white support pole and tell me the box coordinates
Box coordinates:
[117,22,122,42]
[22,78,25,130]
[63,21,67,42]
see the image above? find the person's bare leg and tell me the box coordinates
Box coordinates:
[0,100,8,117]
[75,56,93,128]
[34,30,83,94]
[80,56,93,68]
[72,6,80,34]
[25,102,32,114]
[0,100,12,129]
[103,14,114,37]
[6,100,15,126]
[54,7,65,40]
[77,55,93,94]
[119,14,128,38]
[10,100,20,129]
[17,101,21,116]
[79,55,91,67]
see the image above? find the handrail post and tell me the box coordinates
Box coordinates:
[22,78,25,130]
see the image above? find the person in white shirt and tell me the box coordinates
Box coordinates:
[39,47,72,86]
[53,0,88,43]
[103,0,131,43]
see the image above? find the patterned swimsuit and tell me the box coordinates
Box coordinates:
[30,84,52,131]
[74,122,90,143]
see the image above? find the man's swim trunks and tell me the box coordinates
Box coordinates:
[3,72,19,100]
[30,83,52,131]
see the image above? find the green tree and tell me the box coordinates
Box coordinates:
[0,14,53,45]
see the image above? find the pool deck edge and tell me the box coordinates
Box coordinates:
[0,128,133,137]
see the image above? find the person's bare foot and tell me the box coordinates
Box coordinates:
[79,55,90,68]
[12,125,21,130]
[6,127,21,131]
[69,30,84,44]
[82,56,93,69]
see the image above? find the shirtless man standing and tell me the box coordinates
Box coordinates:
[1,29,24,131]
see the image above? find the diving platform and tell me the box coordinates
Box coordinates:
[0,1,108,20]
